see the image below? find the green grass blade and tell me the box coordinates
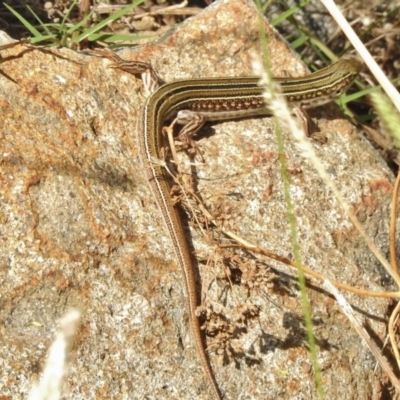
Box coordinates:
[60,0,78,27]
[66,10,93,36]
[290,34,309,49]
[3,3,41,37]
[271,0,310,26]
[29,35,62,45]
[86,33,156,43]
[25,4,52,36]
[76,0,145,42]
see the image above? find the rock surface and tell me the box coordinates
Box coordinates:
[0,0,395,399]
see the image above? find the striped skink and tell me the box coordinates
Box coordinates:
[106,53,362,400]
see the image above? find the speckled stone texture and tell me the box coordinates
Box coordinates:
[0,0,395,399]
